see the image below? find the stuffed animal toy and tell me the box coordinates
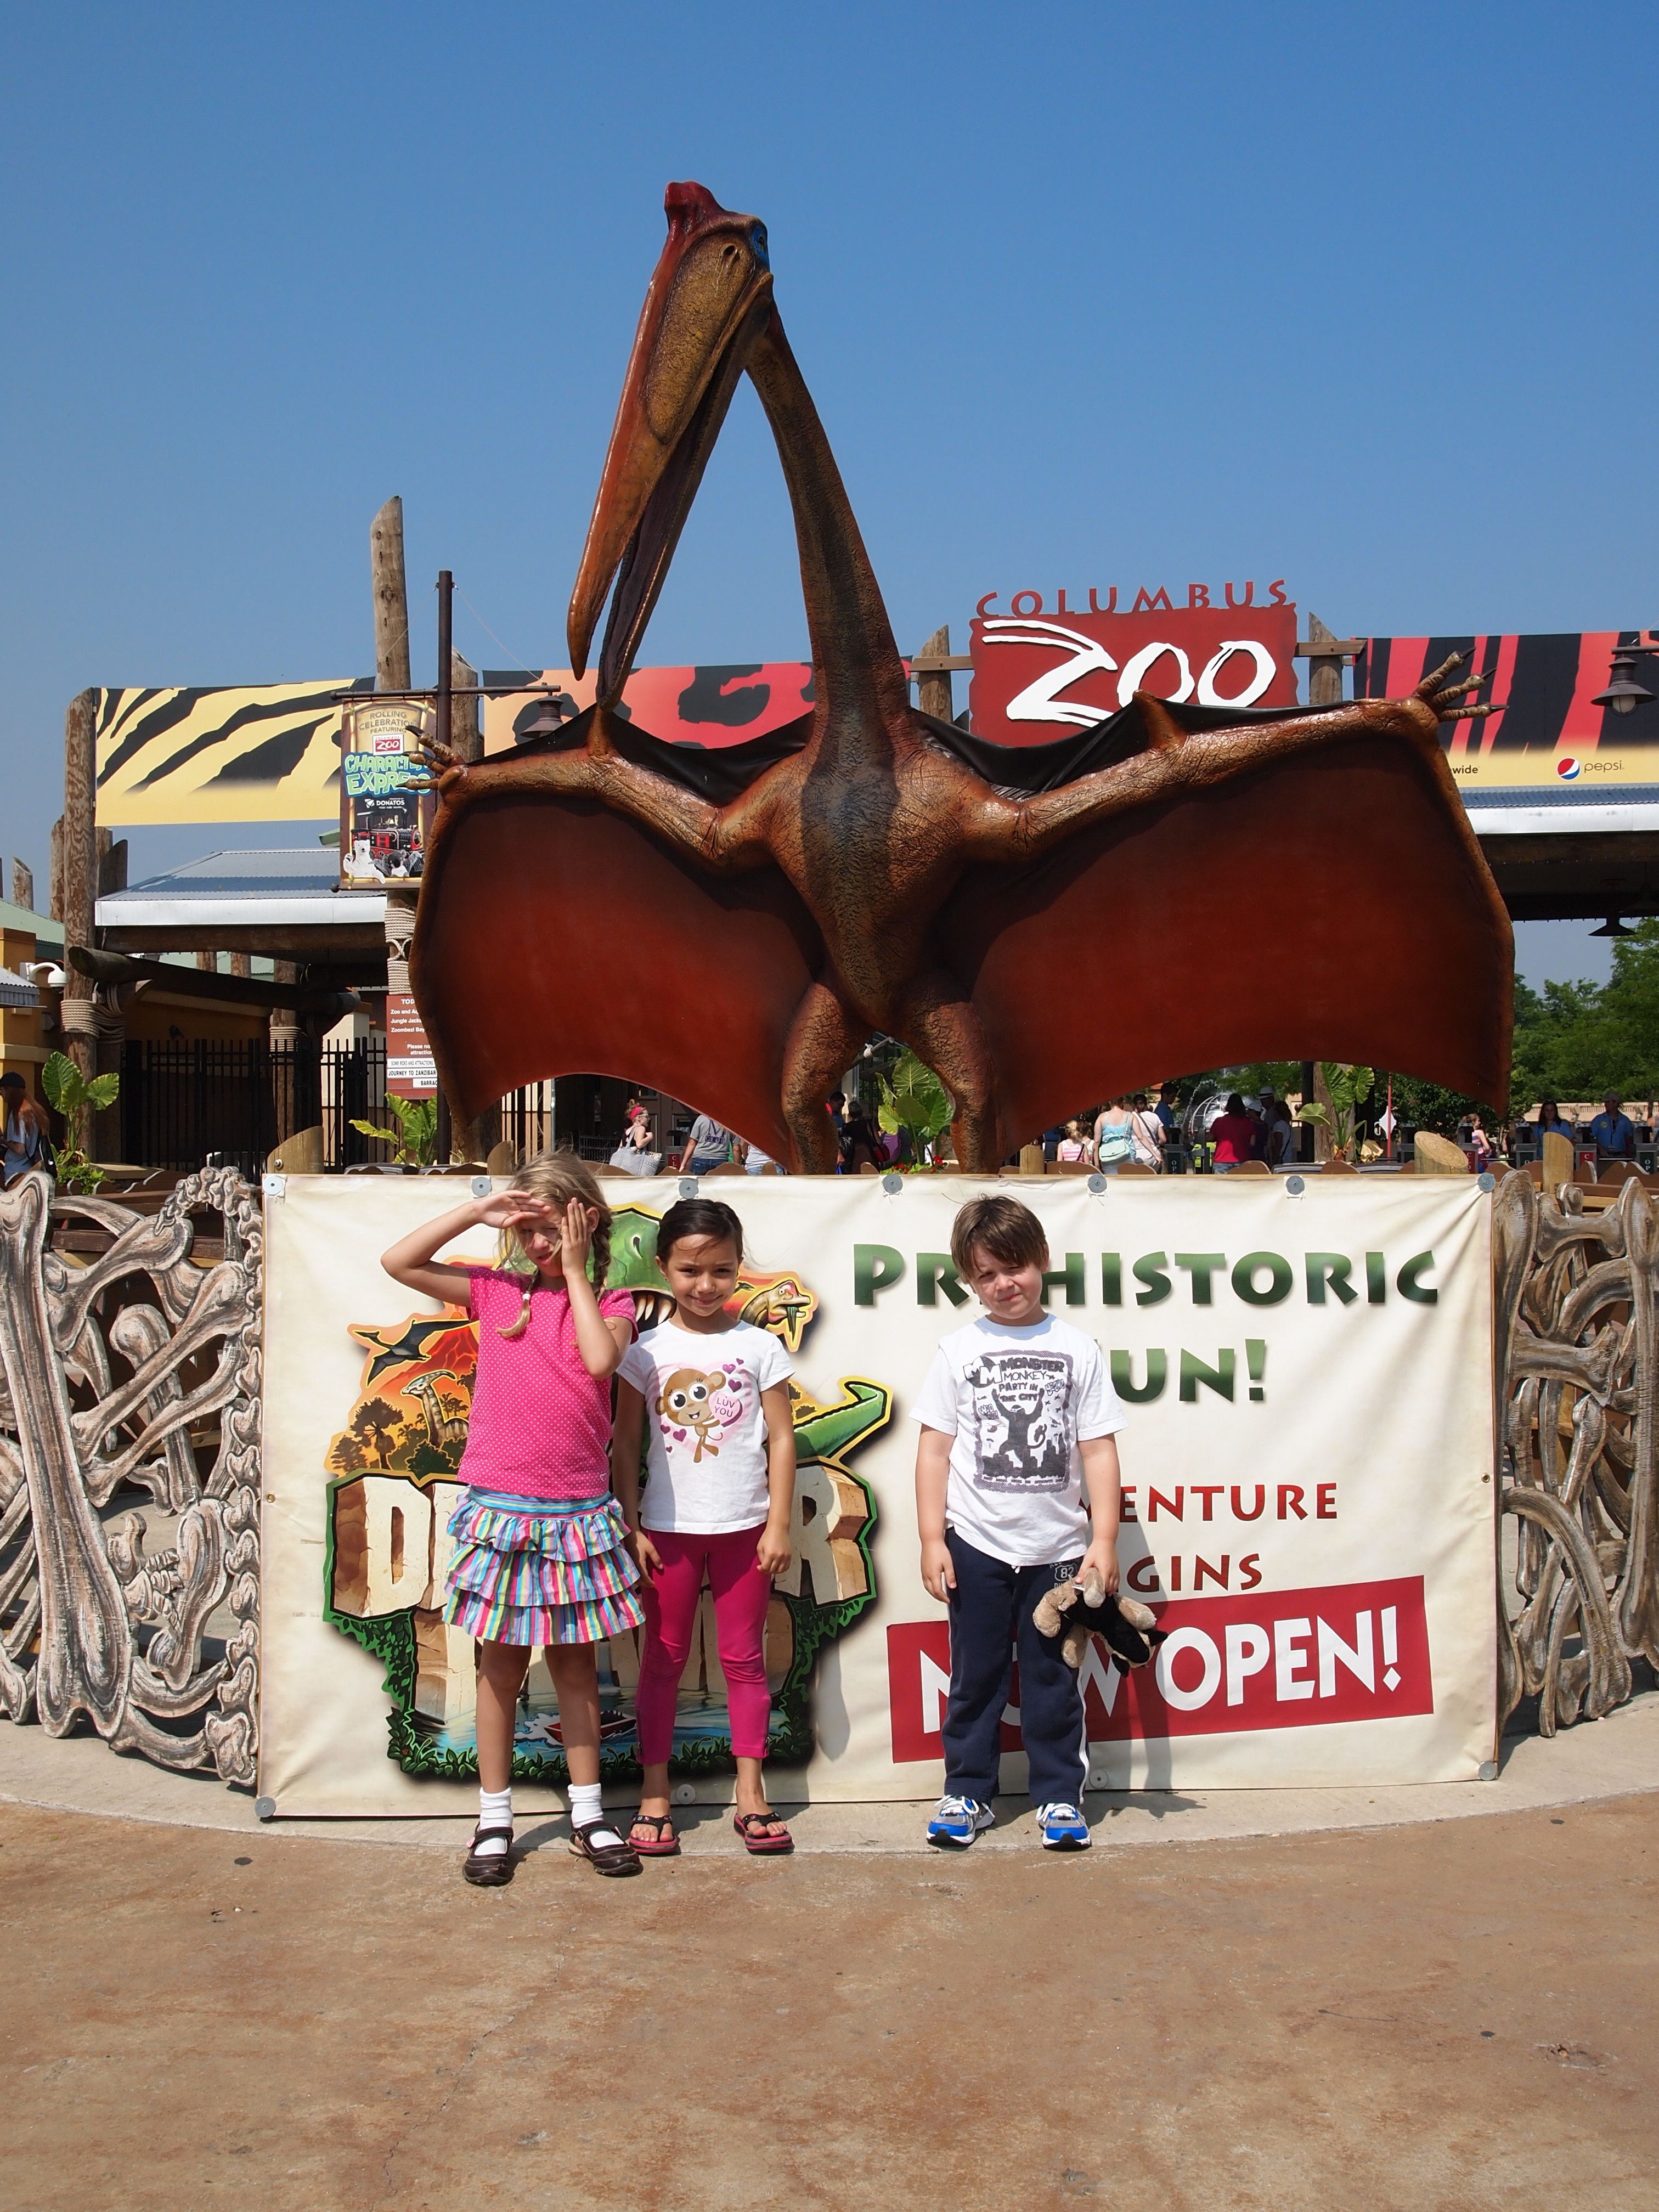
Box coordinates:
[1032,1573,1167,1672]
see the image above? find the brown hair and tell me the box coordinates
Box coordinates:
[656,1196,746,1266]
[949,1193,1049,1280]
[497,1149,614,1340]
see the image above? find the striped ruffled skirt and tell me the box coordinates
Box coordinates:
[442,1489,645,1647]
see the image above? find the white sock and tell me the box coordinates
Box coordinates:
[568,1781,623,1845]
[473,1784,512,1859]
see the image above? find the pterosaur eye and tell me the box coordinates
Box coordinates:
[751,225,769,267]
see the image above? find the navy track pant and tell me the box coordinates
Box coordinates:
[941,1529,1087,1807]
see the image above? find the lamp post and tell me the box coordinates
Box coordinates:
[1592,636,1659,716]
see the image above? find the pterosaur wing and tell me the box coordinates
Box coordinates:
[940,730,1513,1142]
[413,777,820,1158]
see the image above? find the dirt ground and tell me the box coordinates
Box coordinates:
[2,1794,1655,2212]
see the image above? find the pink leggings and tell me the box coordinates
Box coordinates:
[634,1525,773,1763]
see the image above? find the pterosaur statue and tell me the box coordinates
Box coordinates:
[413,182,1512,1171]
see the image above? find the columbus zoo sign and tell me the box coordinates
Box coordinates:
[257,1175,1494,1816]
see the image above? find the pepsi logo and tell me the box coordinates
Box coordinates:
[1557,757,1581,780]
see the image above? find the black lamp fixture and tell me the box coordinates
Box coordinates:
[1592,637,1659,716]
[1590,916,1635,938]
[516,690,581,742]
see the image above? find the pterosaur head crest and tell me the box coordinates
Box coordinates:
[569,182,775,698]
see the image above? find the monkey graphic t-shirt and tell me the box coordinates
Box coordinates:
[619,1319,794,1533]
[910,1314,1125,1567]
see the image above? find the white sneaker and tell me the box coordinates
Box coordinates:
[927,1795,994,1848]
[1035,1801,1091,1850]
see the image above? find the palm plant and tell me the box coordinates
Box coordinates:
[876,1049,955,1167]
[1296,1062,1375,1164]
[350,1093,440,1167]
[40,1049,119,1193]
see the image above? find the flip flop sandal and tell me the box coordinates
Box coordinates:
[569,1820,642,1877]
[628,1812,681,1857]
[462,1824,516,1887]
[732,1810,794,1855]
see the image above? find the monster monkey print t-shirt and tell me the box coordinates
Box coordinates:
[910,1314,1125,1567]
[618,1319,795,1533]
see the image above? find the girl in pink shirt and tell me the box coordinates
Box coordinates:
[381,1152,644,1886]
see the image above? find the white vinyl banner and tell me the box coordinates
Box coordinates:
[258,1174,1496,1816]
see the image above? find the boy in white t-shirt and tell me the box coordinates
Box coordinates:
[912,1193,1126,1851]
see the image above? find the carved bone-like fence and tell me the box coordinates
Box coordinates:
[0,1169,1652,1796]
[1494,1172,1658,1735]
[0,1170,261,1781]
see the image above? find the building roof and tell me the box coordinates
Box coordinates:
[96,849,386,955]
[0,898,64,949]
[0,964,41,1009]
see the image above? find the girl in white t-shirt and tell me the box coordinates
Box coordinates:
[612,1198,797,1855]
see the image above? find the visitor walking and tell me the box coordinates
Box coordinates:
[379,1153,645,1885]
[1263,1096,1295,1170]
[1092,1098,1137,1172]
[0,1072,52,1187]
[680,1112,735,1175]
[1208,1093,1259,1174]
[1056,1119,1091,1164]
[1127,1093,1164,1170]
[612,1198,796,1857]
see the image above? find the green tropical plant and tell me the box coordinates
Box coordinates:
[350,1093,439,1167]
[876,1048,954,1165]
[40,1048,119,1193]
[1295,1062,1375,1163]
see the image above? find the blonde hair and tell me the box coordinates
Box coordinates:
[496,1150,615,1340]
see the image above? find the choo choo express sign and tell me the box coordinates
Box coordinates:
[258,1175,1494,1816]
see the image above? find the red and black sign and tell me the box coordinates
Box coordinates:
[887,1575,1432,1760]
[969,606,1299,748]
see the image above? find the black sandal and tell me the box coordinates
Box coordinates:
[569,1820,642,1877]
[629,1812,681,1857]
[462,1824,516,1887]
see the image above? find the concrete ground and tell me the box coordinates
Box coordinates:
[3,1702,1658,2210]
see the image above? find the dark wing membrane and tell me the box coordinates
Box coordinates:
[913,696,1330,795]
[511,699,812,802]
[412,782,820,1157]
[941,731,1513,1142]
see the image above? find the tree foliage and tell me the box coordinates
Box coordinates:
[1510,923,1659,1108]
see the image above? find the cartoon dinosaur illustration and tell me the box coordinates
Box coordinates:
[405,1370,469,1452]
[412,181,1512,1171]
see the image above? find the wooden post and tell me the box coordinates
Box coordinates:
[371,497,411,692]
[59,690,99,1096]
[229,953,251,979]
[269,960,305,1150]
[1299,620,1345,1165]
[450,644,495,1160]
[1305,612,1345,708]
[9,860,32,911]
[916,624,953,724]
[452,647,481,765]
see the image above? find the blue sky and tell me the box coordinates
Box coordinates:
[3,2,1655,985]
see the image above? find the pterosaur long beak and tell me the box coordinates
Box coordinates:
[568,182,775,699]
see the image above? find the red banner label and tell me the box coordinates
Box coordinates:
[968,605,1299,747]
[887,1575,1432,1762]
